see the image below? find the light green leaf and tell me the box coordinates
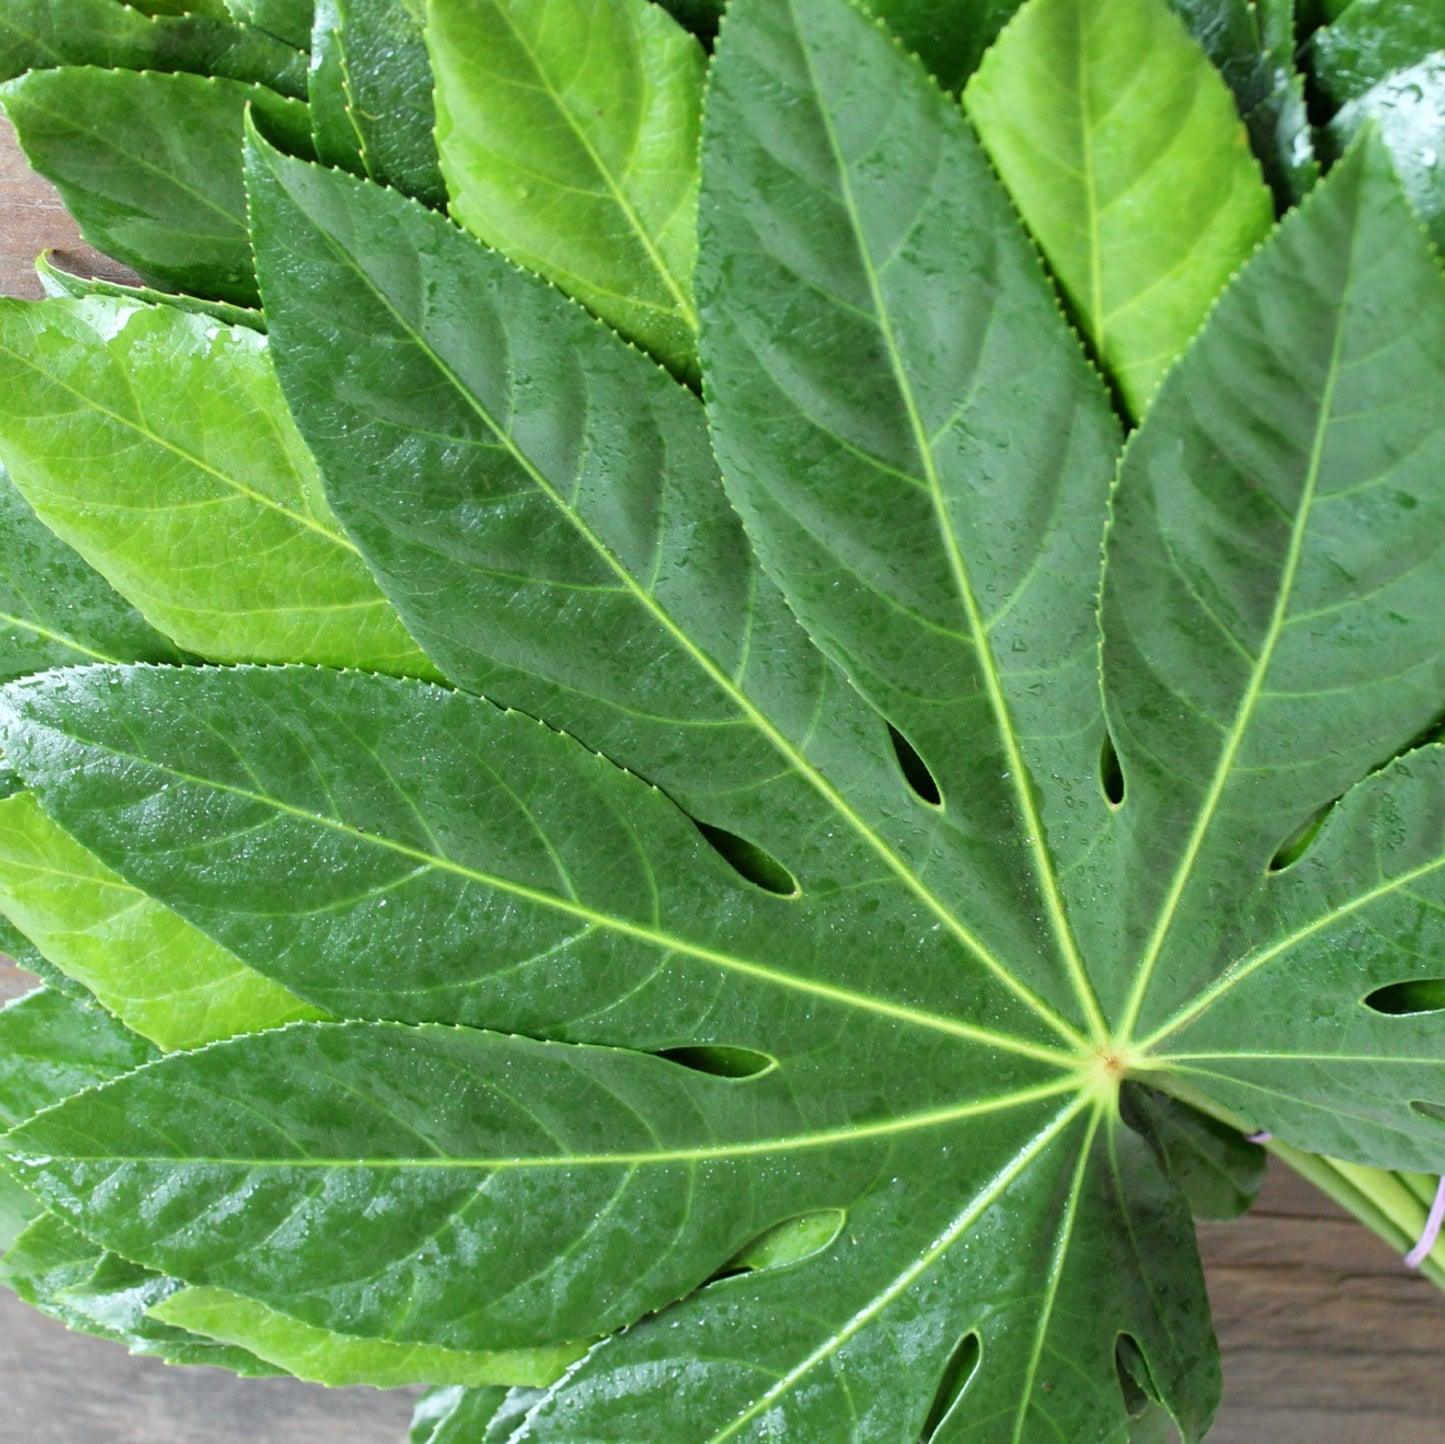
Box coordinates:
[0,791,323,1051]
[965,0,1275,415]
[1167,0,1318,203]
[0,464,183,685]
[226,0,316,48]
[0,0,307,97]
[153,1285,587,1387]
[36,251,265,333]
[0,67,311,307]
[427,0,705,379]
[0,297,439,677]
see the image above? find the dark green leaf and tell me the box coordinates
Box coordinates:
[1,1211,280,1373]
[0,987,157,1131]
[307,0,444,203]
[0,465,182,684]
[225,0,316,49]
[0,67,311,307]
[1315,2,1445,250]
[1122,1085,1266,1221]
[410,1387,519,1444]
[1168,0,1319,204]
[0,0,307,97]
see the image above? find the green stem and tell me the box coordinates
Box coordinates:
[1139,1070,1445,1290]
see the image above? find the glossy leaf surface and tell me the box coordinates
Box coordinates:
[965,0,1274,414]
[35,252,265,333]
[0,0,307,96]
[309,0,444,202]
[0,68,311,306]
[1,1211,279,1374]
[0,466,182,684]
[428,0,705,378]
[0,987,156,1131]
[1317,0,1445,249]
[0,298,437,676]
[1,0,1445,1435]
[1167,0,1317,204]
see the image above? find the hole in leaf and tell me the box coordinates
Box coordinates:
[919,1331,981,1440]
[1114,1334,1160,1417]
[888,724,941,806]
[693,821,798,896]
[710,1208,846,1282]
[1267,798,1336,873]
[1364,980,1445,1016]
[1410,1100,1445,1125]
[1100,728,1125,807]
[656,1044,776,1080]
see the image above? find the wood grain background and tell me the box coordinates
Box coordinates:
[0,121,1441,1443]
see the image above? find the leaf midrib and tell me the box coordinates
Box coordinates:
[285,170,1086,1053]
[477,0,698,332]
[786,0,1108,1045]
[1117,221,1361,1043]
[0,336,361,554]
[17,1076,1082,1168]
[29,715,1076,1066]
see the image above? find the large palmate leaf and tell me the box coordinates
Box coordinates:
[428,0,706,379]
[2,0,1445,1436]
[966,0,1274,415]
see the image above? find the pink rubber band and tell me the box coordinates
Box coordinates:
[1405,1177,1445,1269]
[1245,1131,1272,1143]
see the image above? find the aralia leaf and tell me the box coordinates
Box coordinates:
[0,790,324,1052]
[225,0,316,49]
[1,1211,280,1375]
[965,0,1275,415]
[0,298,439,677]
[1100,133,1445,1067]
[308,0,445,203]
[243,138,1093,1034]
[35,252,266,333]
[152,1284,587,1387]
[0,67,311,307]
[0,466,182,684]
[1315,0,1445,250]
[0,0,307,97]
[427,0,705,380]
[0,986,157,1131]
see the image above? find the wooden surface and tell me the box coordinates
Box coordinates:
[0,118,1443,1443]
